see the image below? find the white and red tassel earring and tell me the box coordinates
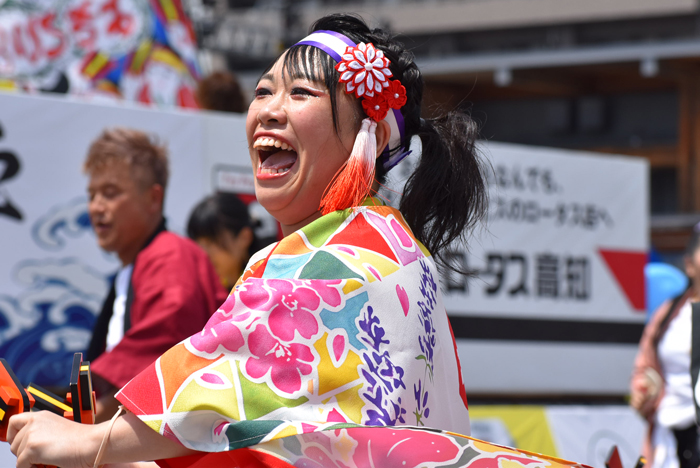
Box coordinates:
[319,118,377,215]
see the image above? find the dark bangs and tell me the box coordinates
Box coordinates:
[280,44,343,134]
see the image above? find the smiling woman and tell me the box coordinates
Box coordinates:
[7,14,494,468]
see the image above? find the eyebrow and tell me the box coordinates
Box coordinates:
[256,69,322,86]
[256,72,274,86]
[288,71,319,81]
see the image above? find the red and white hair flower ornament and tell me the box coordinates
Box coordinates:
[359,77,407,121]
[362,93,390,121]
[383,80,407,109]
[336,42,392,98]
[335,42,407,121]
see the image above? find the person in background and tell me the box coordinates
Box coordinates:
[187,192,261,289]
[631,226,700,468]
[196,70,247,113]
[83,127,228,422]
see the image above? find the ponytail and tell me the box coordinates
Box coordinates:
[399,111,488,272]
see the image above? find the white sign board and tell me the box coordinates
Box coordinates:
[383,141,649,395]
[446,143,647,321]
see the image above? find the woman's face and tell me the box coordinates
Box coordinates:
[246,52,361,235]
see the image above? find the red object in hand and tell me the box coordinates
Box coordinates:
[0,358,31,442]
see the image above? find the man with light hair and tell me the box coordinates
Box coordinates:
[84,128,227,421]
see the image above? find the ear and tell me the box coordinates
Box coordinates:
[148,184,165,214]
[374,119,392,159]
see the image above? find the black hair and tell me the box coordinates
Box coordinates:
[263,13,487,272]
[187,192,260,259]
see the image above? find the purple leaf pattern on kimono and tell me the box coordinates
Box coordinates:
[359,305,407,425]
[414,258,437,426]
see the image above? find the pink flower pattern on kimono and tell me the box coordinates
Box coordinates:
[347,427,462,467]
[301,279,343,308]
[245,323,314,394]
[291,427,465,468]
[189,320,245,355]
[295,446,349,468]
[293,432,348,468]
[218,293,236,315]
[239,279,323,341]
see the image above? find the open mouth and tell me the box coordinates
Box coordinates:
[253,137,298,175]
[92,221,111,235]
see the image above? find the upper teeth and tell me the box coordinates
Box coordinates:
[254,137,292,151]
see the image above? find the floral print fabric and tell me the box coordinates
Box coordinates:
[156,426,593,468]
[258,425,593,468]
[117,200,472,455]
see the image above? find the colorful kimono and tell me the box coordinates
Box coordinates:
[116,200,590,468]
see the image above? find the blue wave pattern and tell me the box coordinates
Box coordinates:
[0,199,109,386]
[32,197,93,250]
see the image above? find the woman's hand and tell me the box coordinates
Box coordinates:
[630,367,662,418]
[8,410,101,468]
[8,407,196,467]
[630,382,650,412]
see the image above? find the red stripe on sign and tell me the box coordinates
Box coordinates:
[598,249,647,311]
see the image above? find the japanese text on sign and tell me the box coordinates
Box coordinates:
[487,163,614,230]
[492,197,614,230]
[445,249,591,301]
[486,164,561,194]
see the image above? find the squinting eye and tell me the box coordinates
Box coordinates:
[291,87,313,96]
[103,188,119,199]
[255,88,271,97]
